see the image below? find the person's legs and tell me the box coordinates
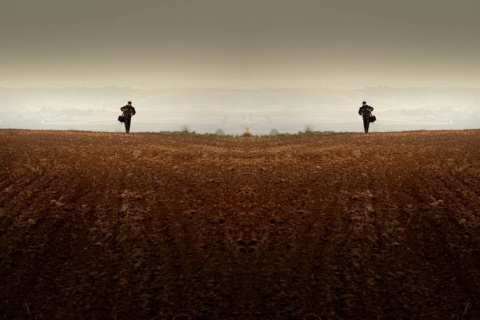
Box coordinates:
[363,118,370,133]
[125,117,131,133]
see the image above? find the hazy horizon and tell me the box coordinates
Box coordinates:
[1,86,479,134]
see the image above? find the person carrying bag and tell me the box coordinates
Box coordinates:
[120,101,136,133]
[358,101,375,133]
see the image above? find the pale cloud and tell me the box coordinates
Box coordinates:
[1,87,479,134]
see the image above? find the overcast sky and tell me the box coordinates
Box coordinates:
[1,0,479,89]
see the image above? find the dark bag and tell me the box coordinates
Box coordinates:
[369,115,376,123]
[118,115,125,123]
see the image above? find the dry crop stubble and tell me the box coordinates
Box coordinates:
[0,129,480,319]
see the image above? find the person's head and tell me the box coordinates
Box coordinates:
[127,101,132,105]
[362,101,367,105]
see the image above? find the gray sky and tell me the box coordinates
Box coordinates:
[1,0,479,89]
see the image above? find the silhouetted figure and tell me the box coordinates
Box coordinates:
[120,101,136,133]
[358,101,374,133]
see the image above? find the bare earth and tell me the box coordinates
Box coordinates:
[1,129,479,319]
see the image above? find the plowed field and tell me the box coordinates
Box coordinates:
[1,129,480,319]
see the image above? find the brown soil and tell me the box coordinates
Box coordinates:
[1,129,479,319]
